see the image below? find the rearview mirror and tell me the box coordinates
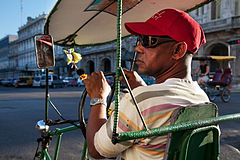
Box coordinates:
[34,34,55,69]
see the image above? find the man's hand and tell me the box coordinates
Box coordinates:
[83,71,111,159]
[120,70,147,90]
[83,71,111,100]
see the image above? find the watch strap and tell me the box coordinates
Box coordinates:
[90,98,107,106]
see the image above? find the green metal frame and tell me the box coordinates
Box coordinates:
[37,106,240,160]
[118,113,240,142]
[39,124,88,160]
[40,149,51,160]
[166,103,219,160]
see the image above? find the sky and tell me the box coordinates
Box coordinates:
[0,0,57,39]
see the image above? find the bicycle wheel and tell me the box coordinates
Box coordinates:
[208,94,216,102]
[78,73,115,138]
[221,88,231,103]
[206,88,216,102]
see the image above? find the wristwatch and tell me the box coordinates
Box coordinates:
[90,98,107,106]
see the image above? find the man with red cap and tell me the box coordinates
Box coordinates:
[83,8,209,160]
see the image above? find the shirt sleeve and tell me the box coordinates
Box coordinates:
[94,93,137,158]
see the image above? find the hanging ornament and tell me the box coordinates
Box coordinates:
[63,48,87,80]
[63,48,82,66]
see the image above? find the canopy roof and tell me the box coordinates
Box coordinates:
[193,56,236,62]
[45,0,213,47]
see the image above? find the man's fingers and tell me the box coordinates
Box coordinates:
[83,78,90,85]
[119,76,126,84]
[91,72,98,77]
[98,71,105,79]
[123,69,130,75]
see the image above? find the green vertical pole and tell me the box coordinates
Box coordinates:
[81,140,88,160]
[53,132,62,160]
[112,0,122,144]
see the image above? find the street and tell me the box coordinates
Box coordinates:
[0,86,88,160]
[0,86,240,160]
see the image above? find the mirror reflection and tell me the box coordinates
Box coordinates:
[34,34,55,69]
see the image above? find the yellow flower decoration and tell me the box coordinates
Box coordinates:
[80,74,87,80]
[63,48,82,65]
[108,109,112,116]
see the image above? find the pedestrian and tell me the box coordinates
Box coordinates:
[83,8,209,160]
[193,59,210,88]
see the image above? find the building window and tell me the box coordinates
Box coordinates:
[216,0,221,18]
[201,6,204,15]
[102,58,111,73]
[211,0,221,19]
[236,0,240,15]
[87,60,94,74]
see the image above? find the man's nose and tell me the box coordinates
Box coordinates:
[135,42,144,53]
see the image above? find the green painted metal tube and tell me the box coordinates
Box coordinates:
[119,113,240,142]
[48,126,88,159]
[81,140,88,160]
[49,124,80,136]
[53,132,62,160]
[112,0,123,141]
[40,149,51,160]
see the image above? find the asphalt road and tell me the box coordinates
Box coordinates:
[0,86,88,160]
[215,90,240,160]
[0,86,240,160]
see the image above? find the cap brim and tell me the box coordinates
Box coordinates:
[125,22,166,36]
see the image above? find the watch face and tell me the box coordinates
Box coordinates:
[91,98,98,104]
[90,98,106,106]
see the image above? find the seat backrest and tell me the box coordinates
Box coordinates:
[221,68,232,85]
[165,103,220,160]
[212,69,223,82]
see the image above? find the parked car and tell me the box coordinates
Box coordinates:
[14,76,34,88]
[1,78,12,86]
[63,77,77,87]
[77,78,84,87]
[12,78,19,87]
[40,74,64,88]
[32,76,41,87]
[106,76,114,87]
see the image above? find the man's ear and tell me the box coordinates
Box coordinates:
[172,42,187,60]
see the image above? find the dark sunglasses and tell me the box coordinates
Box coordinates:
[137,35,176,48]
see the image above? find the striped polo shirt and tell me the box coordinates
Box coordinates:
[94,78,209,160]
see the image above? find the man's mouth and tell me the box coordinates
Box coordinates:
[136,60,144,65]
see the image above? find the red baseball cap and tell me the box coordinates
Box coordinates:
[125,8,206,54]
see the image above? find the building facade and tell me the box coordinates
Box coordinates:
[78,36,136,75]
[6,14,66,79]
[8,37,18,78]
[0,35,18,79]
[189,0,240,86]
[15,14,47,77]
